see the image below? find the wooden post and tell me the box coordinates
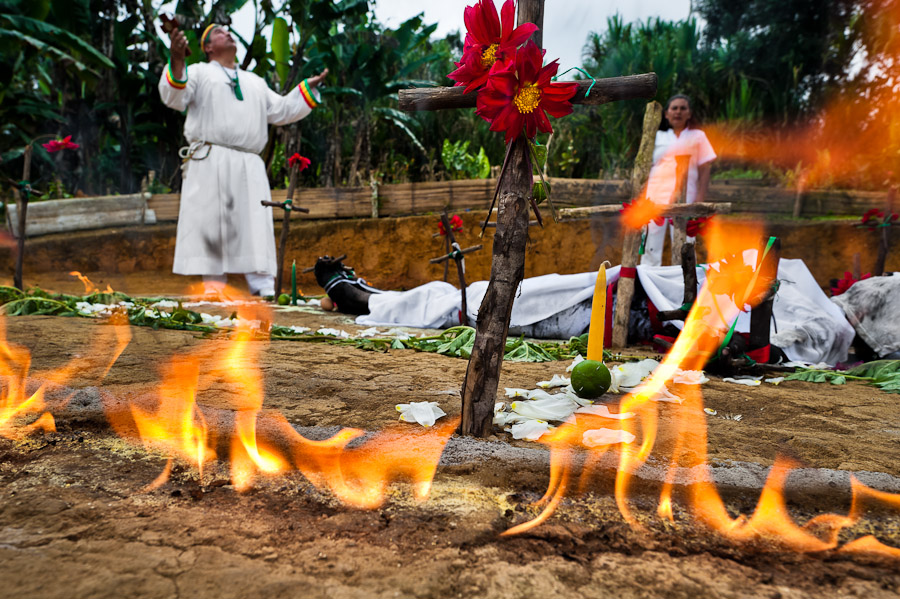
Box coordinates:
[612,101,662,348]
[749,238,781,352]
[657,242,698,322]
[13,144,33,291]
[792,175,805,218]
[874,186,895,276]
[459,135,532,436]
[670,154,691,266]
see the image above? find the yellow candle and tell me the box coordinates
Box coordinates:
[587,263,607,361]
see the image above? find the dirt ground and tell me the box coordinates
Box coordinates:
[2,305,900,598]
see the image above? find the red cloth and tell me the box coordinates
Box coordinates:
[619,266,637,279]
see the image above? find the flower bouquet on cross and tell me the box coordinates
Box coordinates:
[448,0,579,231]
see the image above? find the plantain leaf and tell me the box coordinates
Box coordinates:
[272,16,290,90]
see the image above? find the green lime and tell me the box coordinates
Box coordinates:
[571,359,612,399]
[277,293,290,305]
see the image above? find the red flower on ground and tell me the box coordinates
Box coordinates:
[288,153,311,171]
[448,0,538,93]
[42,135,79,153]
[686,216,713,237]
[475,41,578,143]
[619,196,664,231]
[438,214,464,236]
[831,271,872,297]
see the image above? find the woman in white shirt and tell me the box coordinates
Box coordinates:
[641,94,717,266]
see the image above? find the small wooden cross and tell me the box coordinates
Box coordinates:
[260,164,310,296]
[430,212,483,326]
[398,0,657,437]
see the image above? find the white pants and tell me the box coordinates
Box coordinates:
[640,219,695,267]
[202,273,275,296]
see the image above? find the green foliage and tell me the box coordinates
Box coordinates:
[441,139,490,180]
[785,360,900,394]
[786,369,846,385]
[712,168,766,180]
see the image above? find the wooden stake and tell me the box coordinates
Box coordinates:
[612,101,662,348]
[874,186,895,276]
[14,144,32,291]
[670,155,691,266]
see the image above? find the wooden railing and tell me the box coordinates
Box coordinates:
[147,178,890,222]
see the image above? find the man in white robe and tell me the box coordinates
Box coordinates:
[159,23,327,296]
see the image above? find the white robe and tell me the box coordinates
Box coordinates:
[158,62,319,275]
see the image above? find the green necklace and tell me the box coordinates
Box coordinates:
[220,63,244,101]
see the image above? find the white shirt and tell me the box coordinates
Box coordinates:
[645,127,716,205]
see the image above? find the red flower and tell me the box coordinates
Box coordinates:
[41,135,79,153]
[686,216,713,237]
[438,214,464,236]
[831,271,872,296]
[288,153,311,171]
[619,197,664,231]
[448,0,538,93]
[475,41,577,143]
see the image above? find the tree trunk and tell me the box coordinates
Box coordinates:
[348,116,365,187]
[459,136,532,437]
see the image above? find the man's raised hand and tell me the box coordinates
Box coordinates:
[306,68,329,89]
[169,27,189,78]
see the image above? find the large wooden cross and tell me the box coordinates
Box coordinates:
[398,0,657,437]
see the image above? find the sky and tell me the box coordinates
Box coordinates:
[165,0,695,76]
[369,0,696,79]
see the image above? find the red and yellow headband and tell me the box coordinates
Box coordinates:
[200,23,218,47]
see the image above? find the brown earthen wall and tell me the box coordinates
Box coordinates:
[0,213,896,292]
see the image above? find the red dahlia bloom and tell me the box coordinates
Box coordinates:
[475,41,577,143]
[686,216,713,237]
[288,153,311,171]
[438,214,464,236]
[42,135,79,153]
[448,0,538,93]
[831,271,871,297]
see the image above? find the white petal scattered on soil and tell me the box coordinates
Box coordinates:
[396,401,446,427]
[510,396,579,422]
[765,377,785,385]
[316,328,351,338]
[609,359,660,393]
[537,374,571,389]
[704,408,717,415]
[509,420,552,441]
[357,327,381,337]
[722,377,762,387]
[582,428,636,447]
[566,354,585,372]
[505,388,530,398]
[672,369,710,385]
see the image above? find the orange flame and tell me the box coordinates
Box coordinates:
[103,284,454,507]
[504,220,900,559]
[1,311,130,439]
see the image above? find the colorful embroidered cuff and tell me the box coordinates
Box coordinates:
[166,59,188,90]
[298,79,319,108]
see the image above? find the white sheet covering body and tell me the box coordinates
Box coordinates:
[638,258,854,365]
[831,273,900,358]
[356,259,852,365]
[158,62,319,276]
[356,269,619,340]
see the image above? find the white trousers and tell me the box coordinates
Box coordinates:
[202,273,275,296]
[640,219,695,267]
